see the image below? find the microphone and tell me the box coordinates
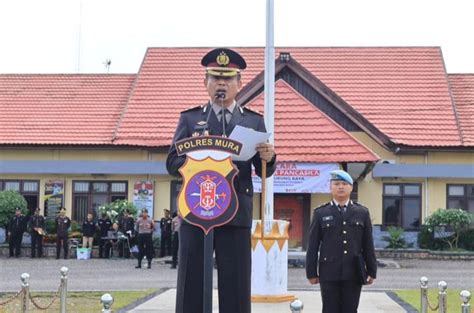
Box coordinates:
[215,91,226,99]
[215,92,227,136]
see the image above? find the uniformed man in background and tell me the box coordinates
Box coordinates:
[56,207,71,259]
[135,208,155,269]
[306,170,377,313]
[166,48,276,313]
[98,212,112,258]
[8,207,27,257]
[118,209,135,258]
[160,209,172,257]
[29,208,45,258]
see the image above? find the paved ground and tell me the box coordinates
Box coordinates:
[1,257,473,292]
[129,289,407,313]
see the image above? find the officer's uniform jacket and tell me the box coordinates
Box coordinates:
[118,216,135,235]
[82,220,96,237]
[29,215,45,234]
[9,215,27,234]
[166,102,277,228]
[55,216,71,237]
[98,218,112,237]
[306,200,377,283]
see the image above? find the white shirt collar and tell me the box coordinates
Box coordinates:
[211,101,236,115]
[332,199,351,207]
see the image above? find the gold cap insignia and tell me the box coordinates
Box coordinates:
[216,51,230,67]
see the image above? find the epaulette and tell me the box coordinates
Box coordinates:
[314,202,331,211]
[181,105,202,113]
[242,106,262,116]
[352,201,369,210]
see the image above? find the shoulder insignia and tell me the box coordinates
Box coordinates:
[181,105,202,113]
[242,106,263,116]
[352,201,369,210]
[314,202,331,211]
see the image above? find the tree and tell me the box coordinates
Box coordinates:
[0,190,28,228]
[425,208,473,250]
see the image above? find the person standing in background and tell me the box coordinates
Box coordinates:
[55,207,71,259]
[98,213,112,258]
[8,208,27,257]
[160,209,172,257]
[118,209,135,258]
[82,213,96,254]
[135,209,155,269]
[29,208,45,258]
[170,211,180,269]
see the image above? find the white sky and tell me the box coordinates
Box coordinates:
[0,0,473,74]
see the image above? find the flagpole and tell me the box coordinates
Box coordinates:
[263,0,275,223]
[251,0,294,303]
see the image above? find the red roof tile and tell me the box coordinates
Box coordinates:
[449,74,474,146]
[0,74,135,145]
[246,80,379,162]
[114,47,462,147]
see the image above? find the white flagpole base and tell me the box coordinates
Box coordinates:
[251,219,296,303]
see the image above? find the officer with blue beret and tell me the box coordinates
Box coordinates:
[306,169,377,313]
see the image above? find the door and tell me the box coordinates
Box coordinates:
[274,194,306,248]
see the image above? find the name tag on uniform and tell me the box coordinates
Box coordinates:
[322,216,333,221]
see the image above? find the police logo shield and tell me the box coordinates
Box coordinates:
[178,156,238,234]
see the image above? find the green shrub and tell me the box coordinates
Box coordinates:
[0,190,27,229]
[97,200,138,223]
[418,225,450,250]
[382,226,412,249]
[458,228,474,251]
[425,208,472,250]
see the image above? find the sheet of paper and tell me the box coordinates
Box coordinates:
[229,125,271,161]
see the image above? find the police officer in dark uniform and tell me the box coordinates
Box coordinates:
[8,208,27,257]
[306,170,377,313]
[118,209,135,258]
[166,48,276,313]
[56,207,71,259]
[98,212,112,258]
[160,209,172,257]
[29,208,45,258]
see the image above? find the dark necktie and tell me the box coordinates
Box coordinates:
[218,109,232,132]
[338,205,346,214]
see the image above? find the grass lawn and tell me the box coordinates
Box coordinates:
[0,289,158,313]
[395,288,474,313]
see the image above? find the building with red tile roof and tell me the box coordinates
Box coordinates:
[1,47,473,249]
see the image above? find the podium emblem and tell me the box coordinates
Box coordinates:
[178,156,238,234]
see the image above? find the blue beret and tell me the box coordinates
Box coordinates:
[330,170,353,185]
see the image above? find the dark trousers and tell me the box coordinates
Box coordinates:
[56,234,68,259]
[137,233,154,265]
[31,232,43,258]
[160,233,172,257]
[320,280,362,313]
[176,224,251,313]
[99,238,107,258]
[9,232,23,257]
[171,231,179,267]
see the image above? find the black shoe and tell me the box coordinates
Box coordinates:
[135,265,141,269]
[147,263,151,269]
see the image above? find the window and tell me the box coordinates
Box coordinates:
[447,184,474,214]
[0,180,39,215]
[383,183,421,229]
[72,181,128,222]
